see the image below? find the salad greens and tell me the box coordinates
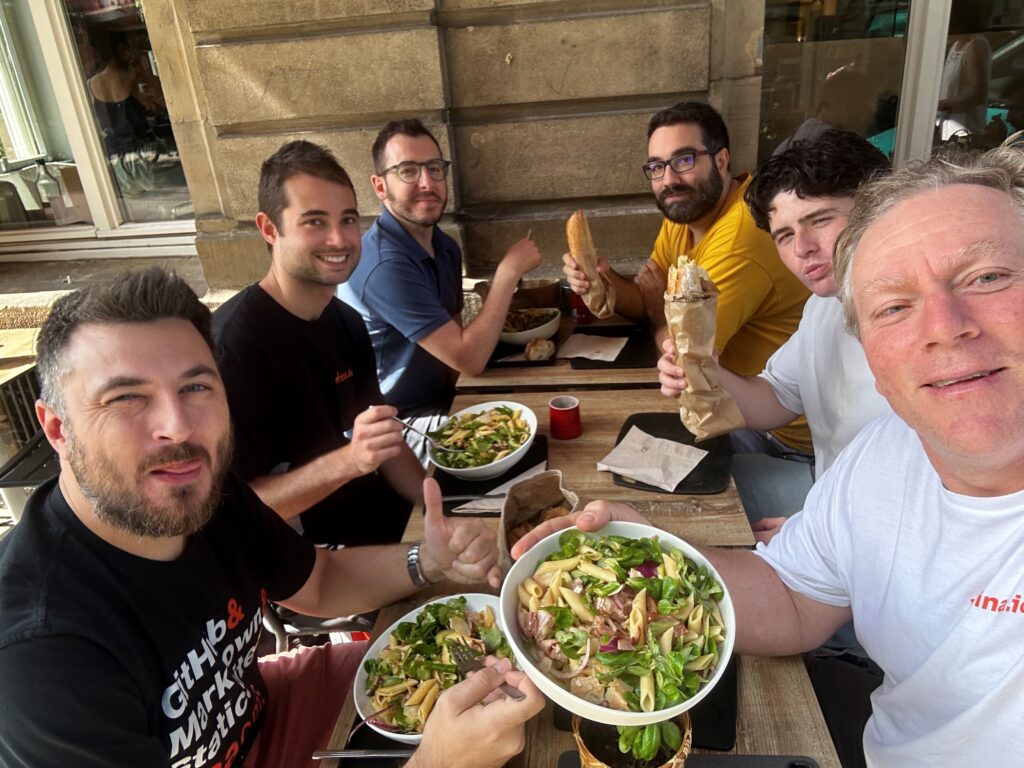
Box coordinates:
[429,405,531,469]
[516,531,727,721]
[362,596,512,734]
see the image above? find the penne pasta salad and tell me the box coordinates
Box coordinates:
[515,530,727,714]
[428,405,532,469]
[361,596,513,734]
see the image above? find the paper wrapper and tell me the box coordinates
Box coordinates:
[665,266,745,441]
[497,470,579,574]
[567,210,616,319]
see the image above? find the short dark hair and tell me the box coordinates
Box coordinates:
[744,129,891,232]
[36,268,213,415]
[371,118,443,174]
[257,140,354,235]
[647,101,730,153]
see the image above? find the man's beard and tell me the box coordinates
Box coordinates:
[65,426,233,539]
[655,163,724,224]
[386,185,446,228]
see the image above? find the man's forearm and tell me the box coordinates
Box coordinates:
[604,268,645,321]
[380,446,426,504]
[703,547,849,655]
[717,368,800,431]
[281,545,422,618]
[249,445,365,520]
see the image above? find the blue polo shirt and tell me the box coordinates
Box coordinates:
[339,208,463,415]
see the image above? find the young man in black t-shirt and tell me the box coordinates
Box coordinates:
[213,140,424,547]
[0,269,542,768]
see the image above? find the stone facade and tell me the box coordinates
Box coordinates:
[143,1,764,289]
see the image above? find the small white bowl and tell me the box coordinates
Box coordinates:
[428,400,537,481]
[499,521,736,726]
[353,593,501,745]
[499,308,561,346]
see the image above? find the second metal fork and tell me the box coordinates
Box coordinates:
[447,641,526,701]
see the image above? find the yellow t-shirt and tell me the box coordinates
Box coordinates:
[652,174,812,452]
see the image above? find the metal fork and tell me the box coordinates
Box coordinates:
[391,416,458,453]
[447,641,527,701]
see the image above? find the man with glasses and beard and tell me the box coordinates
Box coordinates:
[564,101,813,514]
[0,269,542,768]
[340,119,542,462]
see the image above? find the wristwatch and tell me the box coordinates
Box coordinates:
[406,543,431,588]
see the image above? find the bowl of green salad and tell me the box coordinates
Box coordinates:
[427,401,537,481]
[499,521,735,726]
[355,594,513,744]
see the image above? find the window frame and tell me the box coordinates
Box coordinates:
[0,0,195,261]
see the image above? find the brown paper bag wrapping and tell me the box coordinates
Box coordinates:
[665,278,745,441]
[497,470,579,574]
[567,210,616,318]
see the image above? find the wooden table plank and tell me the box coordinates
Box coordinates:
[448,389,755,548]
[456,317,660,393]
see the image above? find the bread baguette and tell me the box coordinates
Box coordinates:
[565,210,615,318]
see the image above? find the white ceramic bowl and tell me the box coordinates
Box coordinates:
[499,521,736,726]
[499,308,561,346]
[353,593,501,745]
[428,400,537,481]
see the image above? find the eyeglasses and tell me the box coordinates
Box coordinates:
[380,159,451,184]
[641,149,718,181]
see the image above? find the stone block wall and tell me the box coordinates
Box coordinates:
[144,0,764,288]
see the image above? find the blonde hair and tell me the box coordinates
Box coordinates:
[834,146,1024,338]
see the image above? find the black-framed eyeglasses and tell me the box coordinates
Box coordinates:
[381,159,451,184]
[642,149,718,181]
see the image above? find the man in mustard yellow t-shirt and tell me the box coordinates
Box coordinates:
[564,102,811,459]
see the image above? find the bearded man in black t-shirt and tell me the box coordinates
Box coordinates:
[0,269,542,768]
[213,140,425,547]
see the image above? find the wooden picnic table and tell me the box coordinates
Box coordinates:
[322,386,839,767]
[446,389,754,548]
[456,316,660,393]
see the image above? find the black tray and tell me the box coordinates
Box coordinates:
[339,725,410,768]
[558,754,820,768]
[487,339,559,368]
[569,325,659,370]
[611,413,732,495]
[436,436,548,516]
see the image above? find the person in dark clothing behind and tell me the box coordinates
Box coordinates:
[213,141,423,546]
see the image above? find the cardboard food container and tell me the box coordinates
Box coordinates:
[497,469,579,574]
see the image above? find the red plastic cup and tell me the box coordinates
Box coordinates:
[549,396,582,440]
[570,292,594,325]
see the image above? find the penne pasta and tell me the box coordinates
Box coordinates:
[639,673,656,712]
[417,680,442,724]
[534,556,581,576]
[404,678,437,707]
[522,576,543,597]
[578,560,618,583]
[517,584,532,609]
[559,586,595,623]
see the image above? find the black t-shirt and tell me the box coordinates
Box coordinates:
[0,473,316,768]
[212,285,409,545]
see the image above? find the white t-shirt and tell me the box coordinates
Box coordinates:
[758,295,890,476]
[756,413,1024,767]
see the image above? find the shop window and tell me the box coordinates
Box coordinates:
[64,0,191,222]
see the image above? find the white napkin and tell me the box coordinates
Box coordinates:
[556,334,628,361]
[450,460,548,514]
[596,425,708,492]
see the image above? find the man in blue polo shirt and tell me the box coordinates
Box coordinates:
[340,118,541,461]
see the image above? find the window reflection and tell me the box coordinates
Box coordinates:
[65,0,191,222]
[759,1,909,161]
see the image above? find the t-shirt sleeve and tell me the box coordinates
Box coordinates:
[360,259,454,342]
[753,465,851,607]
[650,219,678,273]
[758,317,809,415]
[0,637,170,767]
[227,476,317,600]
[343,304,385,408]
[699,228,775,354]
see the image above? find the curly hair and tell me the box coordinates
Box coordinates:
[744,130,891,232]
